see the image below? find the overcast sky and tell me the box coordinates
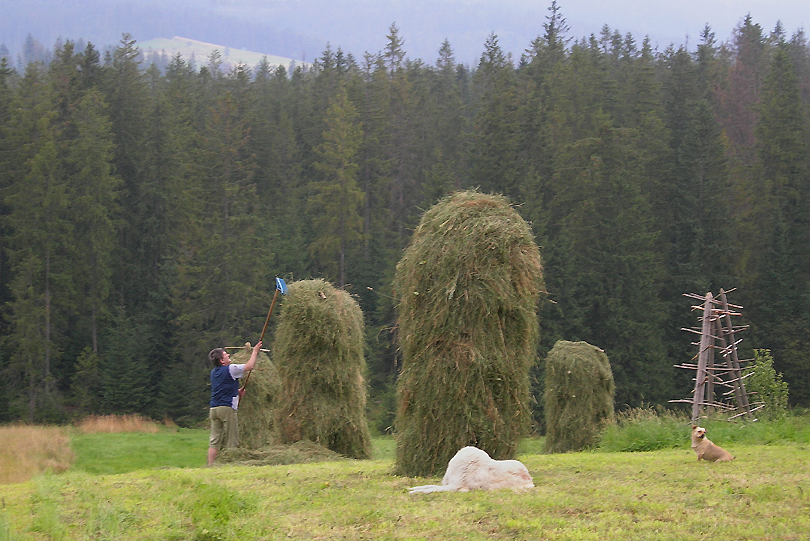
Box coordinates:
[561,0,807,46]
[229,0,809,65]
[344,0,810,64]
[2,0,807,66]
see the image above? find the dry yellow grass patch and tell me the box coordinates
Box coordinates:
[77,414,161,434]
[0,425,73,484]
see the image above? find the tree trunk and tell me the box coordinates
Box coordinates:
[45,250,52,396]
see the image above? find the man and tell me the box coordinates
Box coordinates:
[207,340,262,465]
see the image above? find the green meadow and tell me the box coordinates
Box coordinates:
[2,416,810,540]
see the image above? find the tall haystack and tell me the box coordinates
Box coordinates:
[544,340,616,453]
[230,343,278,449]
[394,191,543,477]
[273,279,372,459]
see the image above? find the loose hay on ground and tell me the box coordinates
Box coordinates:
[216,440,344,466]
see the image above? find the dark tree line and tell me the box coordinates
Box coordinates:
[0,5,808,428]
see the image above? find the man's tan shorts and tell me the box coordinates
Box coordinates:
[209,406,239,450]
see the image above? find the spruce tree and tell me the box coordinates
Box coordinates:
[1,64,72,421]
[748,45,810,404]
[519,0,569,223]
[168,82,273,417]
[65,89,121,353]
[658,44,733,396]
[469,34,521,199]
[545,124,670,407]
[308,83,364,288]
[103,34,153,310]
[427,40,465,201]
[383,26,420,250]
[355,53,399,406]
[716,16,768,168]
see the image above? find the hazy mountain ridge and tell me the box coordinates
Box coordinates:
[1,0,322,66]
[139,36,304,71]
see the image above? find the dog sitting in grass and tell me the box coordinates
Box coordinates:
[691,425,734,462]
[409,446,534,494]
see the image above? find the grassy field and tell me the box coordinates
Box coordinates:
[2,417,810,540]
[70,429,208,475]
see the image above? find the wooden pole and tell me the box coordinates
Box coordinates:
[242,286,282,393]
[718,288,752,417]
[259,287,281,343]
[693,292,713,424]
[713,317,747,413]
[706,310,716,416]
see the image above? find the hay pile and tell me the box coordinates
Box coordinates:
[544,340,616,453]
[273,279,372,459]
[217,440,344,466]
[393,191,543,477]
[230,343,279,449]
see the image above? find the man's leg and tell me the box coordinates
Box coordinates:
[208,407,225,466]
[223,408,239,449]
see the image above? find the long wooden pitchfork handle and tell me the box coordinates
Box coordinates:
[241,286,282,392]
[259,287,281,343]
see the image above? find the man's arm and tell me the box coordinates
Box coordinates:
[243,341,262,372]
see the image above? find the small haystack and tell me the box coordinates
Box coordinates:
[393,191,543,477]
[273,279,372,459]
[230,343,279,449]
[544,340,616,453]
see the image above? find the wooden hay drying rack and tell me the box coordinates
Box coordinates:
[670,288,763,424]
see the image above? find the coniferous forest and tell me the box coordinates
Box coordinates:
[1,5,809,430]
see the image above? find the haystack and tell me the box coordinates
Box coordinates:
[544,340,616,453]
[273,279,372,459]
[229,343,279,449]
[393,191,543,477]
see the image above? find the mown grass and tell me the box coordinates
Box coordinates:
[2,414,810,540]
[70,428,209,475]
[3,441,809,540]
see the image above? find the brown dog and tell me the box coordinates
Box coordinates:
[691,425,734,462]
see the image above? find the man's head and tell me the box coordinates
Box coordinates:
[209,348,230,367]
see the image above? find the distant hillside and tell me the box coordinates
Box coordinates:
[0,0,320,68]
[139,36,302,71]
